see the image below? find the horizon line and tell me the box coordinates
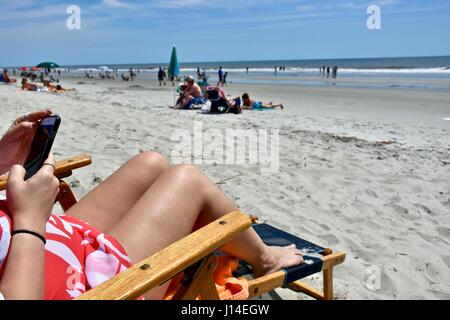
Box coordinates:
[3,54,450,69]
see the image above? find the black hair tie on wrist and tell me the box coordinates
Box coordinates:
[12,230,46,245]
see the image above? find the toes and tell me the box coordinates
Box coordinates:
[294,250,304,256]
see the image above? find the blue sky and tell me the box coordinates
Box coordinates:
[1,0,450,66]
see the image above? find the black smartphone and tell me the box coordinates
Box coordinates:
[24,115,61,180]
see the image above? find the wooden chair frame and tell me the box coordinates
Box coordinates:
[0,155,346,300]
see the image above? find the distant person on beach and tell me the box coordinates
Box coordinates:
[326,66,331,79]
[21,78,43,91]
[129,68,136,81]
[43,80,75,93]
[246,67,249,74]
[332,66,338,79]
[322,65,326,77]
[1,70,17,84]
[274,66,277,75]
[217,67,224,86]
[241,93,284,110]
[175,75,205,109]
[158,67,166,86]
[223,72,228,86]
[85,71,94,79]
[121,74,130,81]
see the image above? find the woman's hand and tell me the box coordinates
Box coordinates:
[0,110,52,175]
[6,154,59,234]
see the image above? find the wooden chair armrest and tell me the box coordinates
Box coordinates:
[0,154,92,191]
[77,211,252,300]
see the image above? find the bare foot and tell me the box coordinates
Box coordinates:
[252,245,304,277]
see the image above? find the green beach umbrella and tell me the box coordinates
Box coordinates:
[36,62,60,69]
[168,46,179,79]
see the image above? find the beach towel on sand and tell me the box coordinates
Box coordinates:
[164,256,249,300]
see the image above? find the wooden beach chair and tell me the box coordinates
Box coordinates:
[0,155,346,300]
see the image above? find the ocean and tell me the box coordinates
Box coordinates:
[11,56,450,90]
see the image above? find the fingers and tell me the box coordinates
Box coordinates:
[26,109,52,123]
[45,153,56,167]
[12,110,52,127]
[39,154,56,176]
[7,165,26,185]
[12,121,37,135]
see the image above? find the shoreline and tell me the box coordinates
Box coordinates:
[1,78,449,300]
[34,71,450,91]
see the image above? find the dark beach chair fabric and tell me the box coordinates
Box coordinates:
[206,88,230,114]
[235,224,325,286]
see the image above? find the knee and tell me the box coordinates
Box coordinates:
[170,164,206,186]
[131,151,171,173]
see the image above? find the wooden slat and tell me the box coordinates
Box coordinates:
[246,271,286,299]
[56,180,78,211]
[246,251,346,300]
[0,154,92,191]
[0,176,6,191]
[54,154,92,178]
[173,255,220,300]
[288,281,325,300]
[323,252,346,270]
[77,211,252,300]
[323,268,333,300]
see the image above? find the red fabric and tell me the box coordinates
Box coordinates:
[0,200,133,300]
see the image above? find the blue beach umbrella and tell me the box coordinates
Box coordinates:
[168,46,179,80]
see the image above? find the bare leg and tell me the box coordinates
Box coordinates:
[66,152,171,232]
[109,165,303,299]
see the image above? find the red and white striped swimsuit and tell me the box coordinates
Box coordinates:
[0,200,133,300]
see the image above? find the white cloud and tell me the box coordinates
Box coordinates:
[101,0,133,9]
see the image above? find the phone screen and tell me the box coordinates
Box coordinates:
[24,116,60,180]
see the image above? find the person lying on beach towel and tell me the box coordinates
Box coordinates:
[1,70,17,84]
[43,81,76,93]
[242,93,284,110]
[0,110,304,300]
[175,75,206,109]
[21,78,46,92]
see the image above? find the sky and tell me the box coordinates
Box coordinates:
[0,0,450,66]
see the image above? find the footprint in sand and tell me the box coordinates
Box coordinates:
[441,256,450,269]
[436,226,450,238]
[390,203,422,220]
[105,144,121,150]
[413,204,436,217]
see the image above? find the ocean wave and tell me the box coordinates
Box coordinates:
[65,66,450,75]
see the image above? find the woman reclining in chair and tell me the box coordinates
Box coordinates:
[0,110,303,300]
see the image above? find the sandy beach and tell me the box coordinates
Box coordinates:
[1,77,449,300]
